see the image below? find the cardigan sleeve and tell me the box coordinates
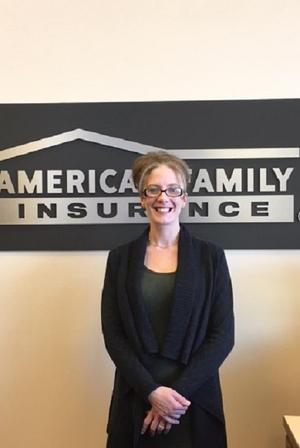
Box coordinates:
[171,247,234,399]
[101,250,159,402]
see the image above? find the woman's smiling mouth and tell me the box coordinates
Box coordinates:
[153,207,174,213]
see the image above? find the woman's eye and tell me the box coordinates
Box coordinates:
[167,186,182,195]
[148,187,160,194]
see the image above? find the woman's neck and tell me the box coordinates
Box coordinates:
[148,224,180,248]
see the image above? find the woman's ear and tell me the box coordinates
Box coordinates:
[140,196,145,209]
[181,193,188,208]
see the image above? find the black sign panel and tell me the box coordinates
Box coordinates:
[0,100,299,250]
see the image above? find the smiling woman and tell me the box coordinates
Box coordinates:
[140,166,187,230]
[101,150,234,448]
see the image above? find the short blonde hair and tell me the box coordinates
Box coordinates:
[132,150,190,194]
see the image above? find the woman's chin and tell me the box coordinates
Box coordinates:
[148,213,179,226]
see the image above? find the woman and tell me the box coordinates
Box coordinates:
[101,150,234,448]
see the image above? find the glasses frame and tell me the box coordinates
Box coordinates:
[143,184,185,198]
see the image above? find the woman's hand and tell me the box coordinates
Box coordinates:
[141,408,173,436]
[148,386,190,423]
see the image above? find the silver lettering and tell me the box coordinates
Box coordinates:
[0,196,294,224]
[247,168,254,192]
[18,170,43,194]
[99,169,117,194]
[260,168,275,192]
[192,169,214,192]
[273,167,294,192]
[88,170,96,193]
[67,170,85,193]
[0,171,15,193]
[47,170,63,193]
[216,168,242,192]
[119,169,137,193]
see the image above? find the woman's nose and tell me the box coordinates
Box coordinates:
[156,190,169,200]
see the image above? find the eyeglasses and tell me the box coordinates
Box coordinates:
[143,184,185,198]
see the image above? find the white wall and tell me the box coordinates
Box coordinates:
[0,1,300,447]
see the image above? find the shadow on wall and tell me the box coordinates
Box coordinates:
[222,252,300,448]
[0,252,112,448]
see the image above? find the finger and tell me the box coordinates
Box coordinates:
[164,422,172,434]
[163,415,180,424]
[168,412,183,419]
[141,412,152,435]
[150,415,161,437]
[156,421,165,434]
[166,395,188,413]
[169,409,186,418]
[172,391,191,407]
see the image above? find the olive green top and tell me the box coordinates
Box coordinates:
[140,266,192,448]
[141,266,184,384]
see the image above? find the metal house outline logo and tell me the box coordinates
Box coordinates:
[1,128,299,162]
[0,128,298,225]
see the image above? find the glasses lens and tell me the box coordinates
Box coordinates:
[166,186,183,197]
[144,185,184,197]
[145,186,161,197]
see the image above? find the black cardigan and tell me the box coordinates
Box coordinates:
[101,225,234,446]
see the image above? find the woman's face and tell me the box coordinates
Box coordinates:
[140,164,187,228]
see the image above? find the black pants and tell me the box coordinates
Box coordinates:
[107,406,227,448]
[138,410,192,448]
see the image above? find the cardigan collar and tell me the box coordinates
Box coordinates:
[126,224,198,363]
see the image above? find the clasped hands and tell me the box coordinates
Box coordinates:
[141,386,190,437]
